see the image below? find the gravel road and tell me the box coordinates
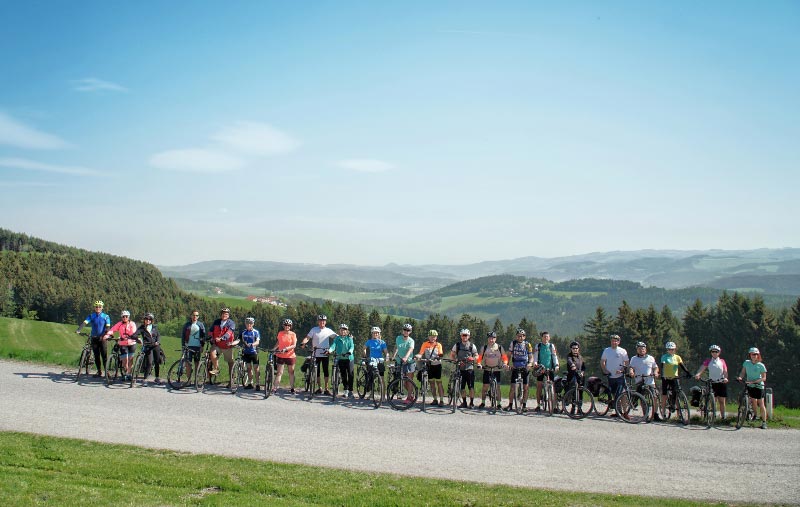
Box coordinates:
[1,360,798,504]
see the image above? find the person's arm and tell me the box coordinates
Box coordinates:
[679,358,691,377]
[533,344,539,366]
[721,360,728,382]
[76,316,89,333]
[737,366,746,382]
[253,331,260,349]
[449,344,456,361]
[552,345,559,371]
[695,361,708,379]
[600,353,608,375]
[198,322,206,341]
[500,346,508,367]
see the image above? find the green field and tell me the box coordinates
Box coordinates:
[0,431,742,507]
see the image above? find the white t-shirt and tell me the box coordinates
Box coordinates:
[703,357,727,382]
[307,326,336,357]
[629,354,657,385]
[601,346,629,379]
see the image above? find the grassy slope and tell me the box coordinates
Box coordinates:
[0,432,739,507]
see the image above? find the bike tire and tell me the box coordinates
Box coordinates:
[451,378,461,413]
[677,391,690,425]
[388,378,416,411]
[130,353,144,388]
[564,387,594,420]
[488,379,498,414]
[544,383,555,416]
[105,353,120,385]
[263,366,274,399]
[230,362,241,394]
[167,359,186,390]
[421,379,428,412]
[703,393,714,427]
[195,358,208,392]
[514,381,523,415]
[642,386,657,423]
[307,365,317,400]
[331,367,339,401]
[356,365,367,399]
[75,349,90,383]
[616,391,647,424]
[593,385,612,416]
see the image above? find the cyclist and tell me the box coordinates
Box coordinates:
[505,328,533,412]
[694,344,728,420]
[533,331,559,412]
[363,326,388,389]
[273,319,298,394]
[129,313,163,385]
[416,330,445,406]
[477,331,508,409]
[737,347,768,429]
[76,300,111,378]
[104,310,137,380]
[209,308,238,388]
[600,334,629,416]
[450,329,479,408]
[565,340,585,385]
[629,341,660,421]
[239,317,261,390]
[300,314,335,395]
[659,341,692,417]
[180,310,206,381]
[329,324,355,398]
[392,323,416,404]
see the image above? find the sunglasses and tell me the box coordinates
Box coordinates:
[461,334,469,337]
[571,347,579,350]
[192,314,199,317]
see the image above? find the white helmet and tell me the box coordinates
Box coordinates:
[370,326,381,333]
[460,329,470,336]
[665,341,677,350]
[245,317,255,324]
[709,344,721,352]
[120,310,130,318]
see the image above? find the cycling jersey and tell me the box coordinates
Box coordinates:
[240,329,260,354]
[743,360,767,389]
[478,343,507,368]
[182,320,206,348]
[275,330,296,358]
[106,320,137,346]
[80,311,111,336]
[702,357,727,382]
[418,341,443,365]
[534,342,558,369]
[365,338,387,360]
[630,354,657,385]
[508,340,533,368]
[329,334,354,360]
[306,326,336,357]
[452,340,477,370]
[395,336,415,364]
[660,353,684,379]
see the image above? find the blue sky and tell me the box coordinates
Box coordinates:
[1,1,798,266]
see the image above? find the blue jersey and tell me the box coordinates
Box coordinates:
[83,312,111,336]
[365,338,387,360]
[240,329,260,354]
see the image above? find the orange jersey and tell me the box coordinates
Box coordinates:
[276,330,297,358]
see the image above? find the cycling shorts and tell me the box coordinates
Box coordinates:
[119,345,136,358]
[427,364,442,380]
[482,370,501,384]
[661,378,678,395]
[510,367,530,385]
[536,370,555,382]
[460,369,475,389]
[185,346,201,362]
[276,356,296,366]
[747,386,764,400]
[243,352,259,364]
[712,382,728,398]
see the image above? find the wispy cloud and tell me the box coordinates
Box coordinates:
[71,77,129,93]
[0,112,71,150]
[150,121,298,173]
[0,157,101,176]
[211,121,300,156]
[149,149,244,173]
[336,159,395,173]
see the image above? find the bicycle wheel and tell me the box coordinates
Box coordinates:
[593,385,612,416]
[544,383,555,416]
[307,366,317,400]
[230,362,241,394]
[642,387,657,422]
[331,367,340,401]
[736,394,748,429]
[450,378,461,413]
[167,359,188,390]
[703,393,715,427]
[263,365,274,399]
[488,379,498,414]
[129,353,144,388]
[616,391,647,424]
[514,381,523,414]
[195,358,208,392]
[676,391,690,425]
[369,375,383,408]
[105,353,120,385]
[388,378,416,411]
[356,365,367,399]
[564,387,594,420]
[75,349,90,382]
[421,379,428,412]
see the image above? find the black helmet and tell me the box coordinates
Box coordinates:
[569,341,580,349]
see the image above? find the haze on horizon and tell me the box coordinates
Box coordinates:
[1,2,798,267]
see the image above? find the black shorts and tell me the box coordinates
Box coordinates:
[428,364,442,380]
[243,353,259,365]
[662,378,678,395]
[712,382,728,398]
[747,386,764,400]
[315,356,329,376]
[460,369,475,390]
[119,344,136,357]
[276,356,296,366]
[510,367,530,385]
[536,370,555,382]
[482,370,502,384]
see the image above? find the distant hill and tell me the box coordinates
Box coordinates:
[702,274,800,295]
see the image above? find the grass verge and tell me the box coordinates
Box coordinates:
[0,431,741,507]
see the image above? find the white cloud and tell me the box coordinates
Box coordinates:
[0,112,71,150]
[336,159,395,173]
[149,148,244,173]
[211,121,299,156]
[0,157,101,176]
[71,78,129,93]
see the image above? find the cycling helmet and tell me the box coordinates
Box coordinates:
[281,319,293,327]
[317,314,328,320]
[709,344,721,352]
[460,329,470,336]
[636,341,647,348]
[748,347,760,355]
[402,323,413,331]
[665,341,677,350]
[610,334,621,340]
[516,328,526,336]
[94,300,104,307]
[370,326,381,333]
[245,317,255,324]
[339,323,349,330]
[487,331,497,338]
[220,307,231,314]
[428,330,438,337]
[121,310,130,318]
[144,312,155,321]
[569,341,580,348]
[532,364,546,377]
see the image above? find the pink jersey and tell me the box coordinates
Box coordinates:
[106,320,138,346]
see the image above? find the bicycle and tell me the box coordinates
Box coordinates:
[539,367,556,416]
[659,375,690,425]
[635,373,660,423]
[615,374,649,424]
[229,345,247,394]
[129,340,154,388]
[194,340,217,392]
[104,338,121,385]
[387,361,419,411]
[735,379,759,429]
[330,352,351,401]
[590,376,614,417]
[167,347,194,390]
[357,358,385,408]
[262,350,276,399]
[697,375,726,427]
[444,359,464,413]
[480,365,505,414]
[73,333,93,383]
[302,346,327,400]
[417,358,441,411]
[508,367,528,414]
[561,372,595,420]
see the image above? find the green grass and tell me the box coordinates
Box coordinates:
[0,431,741,507]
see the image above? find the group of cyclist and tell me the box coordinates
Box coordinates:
[87,303,770,427]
